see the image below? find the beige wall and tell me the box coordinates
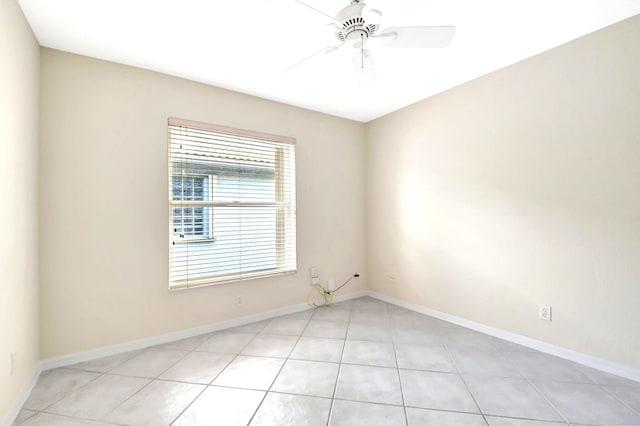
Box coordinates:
[0,0,40,420]
[39,49,366,359]
[366,15,640,368]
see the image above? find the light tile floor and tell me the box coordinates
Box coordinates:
[14,297,640,425]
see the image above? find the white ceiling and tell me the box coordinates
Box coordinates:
[18,0,640,122]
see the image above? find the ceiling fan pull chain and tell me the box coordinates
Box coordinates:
[361,33,364,69]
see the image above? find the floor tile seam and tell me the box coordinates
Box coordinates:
[337,361,400,371]
[164,351,239,375]
[31,369,108,413]
[151,348,193,379]
[388,304,410,426]
[97,375,162,423]
[340,360,397,368]
[308,318,352,325]
[266,389,335,401]
[310,315,351,323]
[510,371,610,386]
[392,339,445,346]
[240,337,302,357]
[119,376,213,387]
[64,349,143,376]
[330,396,493,415]
[480,407,574,424]
[327,304,354,426]
[245,312,314,425]
[348,321,390,326]
[505,353,594,385]
[287,357,342,366]
[226,329,266,335]
[459,371,528,380]
[442,342,488,422]
[28,410,126,426]
[303,332,348,339]
[299,334,348,340]
[256,331,308,337]
[499,352,540,380]
[563,363,595,384]
[574,373,617,387]
[189,327,264,425]
[167,382,209,426]
[99,347,191,385]
[523,375,570,424]
[62,366,118,375]
[63,361,189,424]
[38,402,130,425]
[213,326,264,374]
[483,413,569,424]
[401,403,491,417]
[398,359,461,376]
[193,328,260,353]
[344,337,395,345]
[598,384,640,418]
[344,336,393,343]
[350,308,391,314]
[12,409,38,426]
[190,347,263,356]
[332,396,404,408]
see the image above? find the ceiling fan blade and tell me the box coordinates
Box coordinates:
[377,26,456,48]
[294,0,341,24]
[362,6,382,26]
[282,44,343,74]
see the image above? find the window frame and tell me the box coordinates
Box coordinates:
[168,117,297,290]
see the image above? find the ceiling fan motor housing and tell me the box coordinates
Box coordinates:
[335,3,377,47]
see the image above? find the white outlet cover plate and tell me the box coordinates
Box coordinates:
[539,305,552,321]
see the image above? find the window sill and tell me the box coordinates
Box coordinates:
[168,269,297,291]
[172,236,217,244]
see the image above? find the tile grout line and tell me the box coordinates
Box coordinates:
[442,342,490,425]
[99,347,194,422]
[503,351,577,424]
[41,345,196,424]
[326,301,354,426]
[522,376,570,424]
[29,350,143,421]
[36,370,107,416]
[598,384,640,418]
[244,309,317,425]
[388,304,410,426]
[168,325,263,426]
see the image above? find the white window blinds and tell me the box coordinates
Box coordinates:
[168,118,297,289]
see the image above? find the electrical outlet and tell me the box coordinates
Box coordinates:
[10,352,16,375]
[539,305,552,321]
[310,267,319,285]
[236,296,243,307]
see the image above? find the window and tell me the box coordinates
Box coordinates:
[172,175,216,240]
[168,118,296,289]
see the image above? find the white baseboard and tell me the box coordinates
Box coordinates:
[40,290,366,372]
[367,291,640,383]
[2,368,41,426]
[2,290,366,426]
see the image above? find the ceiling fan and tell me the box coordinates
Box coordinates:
[286,0,456,85]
